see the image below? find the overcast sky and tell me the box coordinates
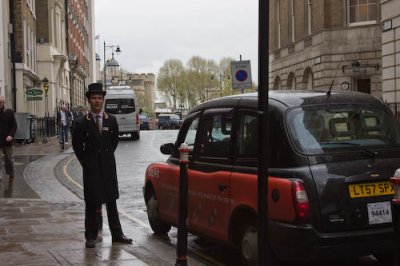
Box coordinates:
[94,0,258,85]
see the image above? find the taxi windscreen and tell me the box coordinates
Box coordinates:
[286,104,400,155]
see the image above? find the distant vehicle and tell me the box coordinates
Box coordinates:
[104,86,140,140]
[157,114,182,129]
[139,113,150,130]
[144,91,400,265]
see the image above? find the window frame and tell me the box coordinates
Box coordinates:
[194,108,234,164]
[347,0,378,26]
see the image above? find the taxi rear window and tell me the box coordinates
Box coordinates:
[286,104,400,155]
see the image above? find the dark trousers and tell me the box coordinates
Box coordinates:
[85,201,123,240]
[1,145,14,176]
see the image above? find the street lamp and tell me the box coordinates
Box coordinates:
[103,42,121,90]
[42,77,49,137]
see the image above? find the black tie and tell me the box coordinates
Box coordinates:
[96,115,101,134]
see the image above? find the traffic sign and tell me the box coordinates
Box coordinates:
[231,60,252,89]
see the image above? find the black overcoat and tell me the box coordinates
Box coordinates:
[72,112,119,203]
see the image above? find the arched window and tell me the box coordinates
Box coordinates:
[303,67,314,90]
[287,72,296,90]
[273,76,282,90]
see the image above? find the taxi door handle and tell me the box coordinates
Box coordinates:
[218,184,227,192]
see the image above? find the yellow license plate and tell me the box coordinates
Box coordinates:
[348,182,394,198]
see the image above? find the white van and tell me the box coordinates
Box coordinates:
[104,86,140,140]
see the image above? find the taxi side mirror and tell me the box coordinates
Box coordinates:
[160,143,176,155]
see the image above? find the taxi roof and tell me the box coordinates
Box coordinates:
[189,90,383,115]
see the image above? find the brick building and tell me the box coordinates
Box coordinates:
[66,0,94,108]
[269,0,382,97]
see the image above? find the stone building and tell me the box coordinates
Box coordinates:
[381,0,400,106]
[11,0,41,113]
[109,72,155,112]
[269,0,381,96]
[124,73,155,112]
[0,1,12,104]
[36,0,69,117]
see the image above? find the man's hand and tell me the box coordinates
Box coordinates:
[6,136,13,142]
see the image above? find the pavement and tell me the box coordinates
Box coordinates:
[0,137,206,266]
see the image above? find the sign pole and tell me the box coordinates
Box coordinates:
[258,0,270,265]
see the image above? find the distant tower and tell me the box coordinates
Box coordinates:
[125,73,155,112]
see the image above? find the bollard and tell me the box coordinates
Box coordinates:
[390,169,400,266]
[176,143,190,266]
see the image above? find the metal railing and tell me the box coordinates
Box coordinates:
[35,117,57,139]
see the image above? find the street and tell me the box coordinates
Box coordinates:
[57,130,387,266]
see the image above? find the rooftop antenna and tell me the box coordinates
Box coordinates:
[327,57,344,96]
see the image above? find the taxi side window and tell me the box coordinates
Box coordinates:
[238,114,258,158]
[199,113,232,158]
[183,117,199,149]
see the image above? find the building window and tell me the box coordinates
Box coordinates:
[274,0,281,48]
[288,0,295,43]
[304,0,311,35]
[348,0,377,25]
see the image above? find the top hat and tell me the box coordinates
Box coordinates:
[85,83,106,98]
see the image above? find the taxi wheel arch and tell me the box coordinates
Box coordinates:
[229,206,279,266]
[229,206,257,248]
[144,183,171,235]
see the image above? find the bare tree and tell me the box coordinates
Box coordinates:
[157,59,185,110]
[186,56,218,102]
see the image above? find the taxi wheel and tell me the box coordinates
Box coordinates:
[240,219,279,266]
[146,196,171,235]
[240,221,257,266]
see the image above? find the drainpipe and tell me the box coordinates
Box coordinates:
[9,0,17,111]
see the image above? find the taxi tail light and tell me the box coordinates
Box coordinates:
[291,181,310,220]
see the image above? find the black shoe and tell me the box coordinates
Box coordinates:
[112,234,132,244]
[85,239,96,248]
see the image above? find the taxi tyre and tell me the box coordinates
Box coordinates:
[239,217,279,266]
[146,195,171,235]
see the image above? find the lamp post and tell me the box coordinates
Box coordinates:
[103,42,121,90]
[42,77,49,137]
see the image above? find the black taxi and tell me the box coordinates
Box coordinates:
[143,90,400,265]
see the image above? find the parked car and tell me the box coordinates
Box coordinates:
[139,113,150,130]
[157,114,182,129]
[143,91,400,265]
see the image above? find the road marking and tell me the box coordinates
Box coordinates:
[63,156,150,228]
[63,156,83,189]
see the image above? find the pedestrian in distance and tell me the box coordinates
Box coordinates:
[57,105,72,144]
[72,82,132,248]
[0,96,17,183]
